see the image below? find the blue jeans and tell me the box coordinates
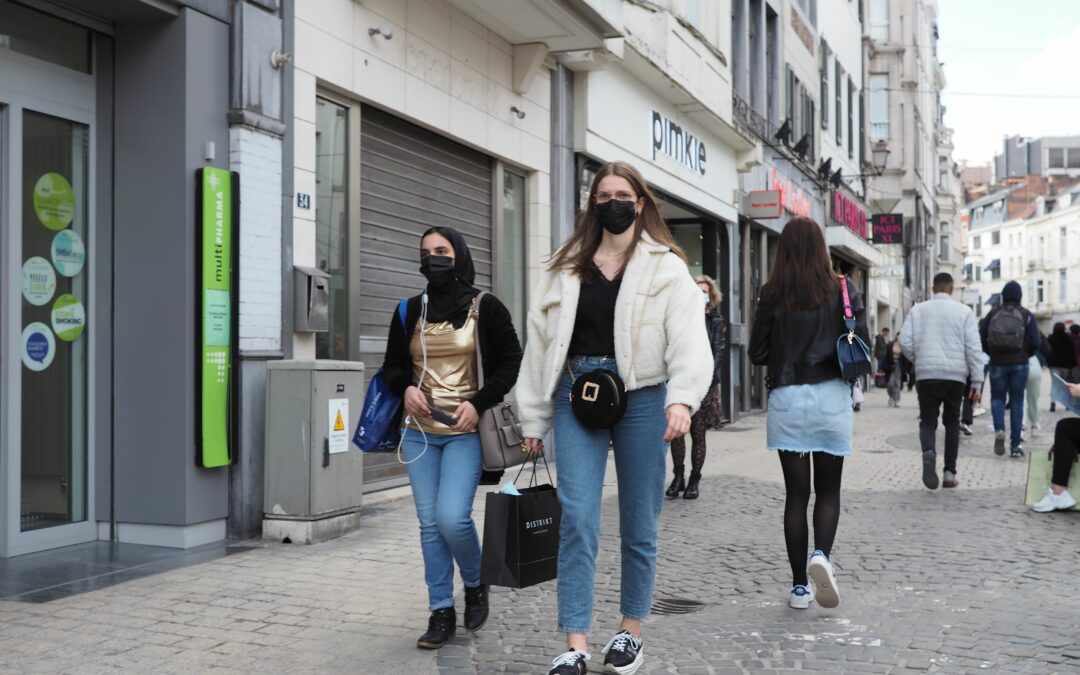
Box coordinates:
[989,363,1029,449]
[401,429,483,611]
[553,356,668,634]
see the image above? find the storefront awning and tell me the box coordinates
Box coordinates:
[985,259,1001,272]
[986,293,1001,306]
[824,226,884,268]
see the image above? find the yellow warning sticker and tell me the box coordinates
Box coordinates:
[328,398,349,454]
[333,411,345,432]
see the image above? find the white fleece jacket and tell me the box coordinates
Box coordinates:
[516,233,714,439]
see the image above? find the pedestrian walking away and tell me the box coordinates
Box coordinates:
[667,274,727,501]
[874,327,890,373]
[979,280,1040,458]
[749,216,869,612]
[380,227,523,649]
[899,273,984,490]
[883,335,907,407]
[517,161,712,675]
[1046,322,1077,413]
[1032,382,1080,513]
[1070,324,1080,373]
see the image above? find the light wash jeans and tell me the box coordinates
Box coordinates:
[553,356,668,634]
[990,363,1029,449]
[1025,355,1042,429]
[401,428,483,611]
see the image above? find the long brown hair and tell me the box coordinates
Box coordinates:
[549,161,686,278]
[761,216,838,310]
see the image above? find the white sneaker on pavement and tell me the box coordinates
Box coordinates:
[1032,488,1077,513]
[789,584,813,609]
[807,550,840,608]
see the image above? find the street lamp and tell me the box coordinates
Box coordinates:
[871,141,890,175]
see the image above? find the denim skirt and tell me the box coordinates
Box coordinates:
[766,379,853,457]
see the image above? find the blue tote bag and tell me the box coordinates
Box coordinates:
[353,300,409,452]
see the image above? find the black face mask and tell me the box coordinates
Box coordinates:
[420,255,456,287]
[596,200,637,235]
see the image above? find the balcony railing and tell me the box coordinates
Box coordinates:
[732,93,775,142]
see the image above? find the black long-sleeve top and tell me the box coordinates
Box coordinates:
[382,293,523,414]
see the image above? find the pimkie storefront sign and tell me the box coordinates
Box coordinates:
[651,111,707,176]
[831,190,868,238]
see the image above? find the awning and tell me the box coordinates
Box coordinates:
[985,259,1001,272]
[824,226,884,268]
[986,293,1001,306]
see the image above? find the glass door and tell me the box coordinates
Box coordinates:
[2,39,97,556]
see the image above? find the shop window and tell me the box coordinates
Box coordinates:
[0,0,90,73]
[498,169,528,337]
[315,97,351,360]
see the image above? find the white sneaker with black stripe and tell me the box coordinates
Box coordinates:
[601,630,644,674]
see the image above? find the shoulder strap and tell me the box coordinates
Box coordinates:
[473,292,487,389]
[397,298,409,331]
[840,277,856,332]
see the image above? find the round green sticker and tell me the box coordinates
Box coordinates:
[51,294,86,342]
[33,172,75,231]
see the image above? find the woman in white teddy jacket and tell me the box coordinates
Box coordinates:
[517,161,713,675]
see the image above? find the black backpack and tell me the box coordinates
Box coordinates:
[987,305,1027,352]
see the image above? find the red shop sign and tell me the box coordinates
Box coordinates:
[831,190,868,238]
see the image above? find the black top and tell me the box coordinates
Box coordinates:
[748,277,870,390]
[569,272,621,357]
[1048,329,1077,369]
[382,293,523,414]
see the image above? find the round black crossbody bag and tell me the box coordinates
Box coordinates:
[569,368,628,429]
[566,257,660,430]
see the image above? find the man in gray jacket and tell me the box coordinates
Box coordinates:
[900,273,984,490]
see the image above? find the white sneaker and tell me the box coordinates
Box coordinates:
[789,584,813,609]
[1032,488,1077,513]
[807,550,840,608]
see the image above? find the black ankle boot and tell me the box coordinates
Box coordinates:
[683,473,701,500]
[417,607,456,649]
[463,584,488,631]
[666,471,685,498]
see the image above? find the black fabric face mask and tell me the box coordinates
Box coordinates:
[420,255,455,287]
[596,200,637,235]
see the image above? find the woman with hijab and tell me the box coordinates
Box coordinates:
[381,226,523,650]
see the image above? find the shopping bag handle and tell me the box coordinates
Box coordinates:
[512,453,555,488]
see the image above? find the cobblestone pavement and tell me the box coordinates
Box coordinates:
[1,384,1077,674]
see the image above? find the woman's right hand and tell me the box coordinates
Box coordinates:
[404,386,431,419]
[524,437,544,457]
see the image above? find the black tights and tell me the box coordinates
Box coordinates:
[670,413,707,476]
[777,451,845,587]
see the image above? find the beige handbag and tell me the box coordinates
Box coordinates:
[474,292,530,471]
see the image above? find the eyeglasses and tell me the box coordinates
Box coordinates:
[594,191,637,204]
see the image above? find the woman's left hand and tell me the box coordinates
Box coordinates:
[663,404,692,442]
[452,401,480,433]
[1067,382,1080,398]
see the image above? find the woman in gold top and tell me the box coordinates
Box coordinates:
[381,226,523,650]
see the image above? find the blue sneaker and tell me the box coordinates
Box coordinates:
[789,584,813,609]
[807,550,840,608]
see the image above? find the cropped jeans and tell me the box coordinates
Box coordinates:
[401,428,483,611]
[552,356,668,634]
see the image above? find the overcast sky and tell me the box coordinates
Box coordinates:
[936,0,1080,166]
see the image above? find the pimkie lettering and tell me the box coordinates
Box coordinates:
[652,111,707,176]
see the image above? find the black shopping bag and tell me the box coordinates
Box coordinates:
[481,459,561,588]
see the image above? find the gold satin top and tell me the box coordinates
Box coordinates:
[409,301,480,436]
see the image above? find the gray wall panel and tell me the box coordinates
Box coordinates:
[113,8,229,527]
[94,33,115,523]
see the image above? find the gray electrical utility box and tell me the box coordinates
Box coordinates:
[263,360,365,543]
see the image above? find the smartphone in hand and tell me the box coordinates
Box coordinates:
[430,408,457,426]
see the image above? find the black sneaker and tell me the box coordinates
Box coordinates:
[1010,446,1025,458]
[416,607,456,649]
[922,450,939,490]
[547,649,590,675]
[601,630,644,674]
[463,584,488,631]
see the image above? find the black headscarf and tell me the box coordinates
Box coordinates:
[422,226,480,323]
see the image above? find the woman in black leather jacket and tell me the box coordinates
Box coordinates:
[748,216,869,611]
[666,274,727,500]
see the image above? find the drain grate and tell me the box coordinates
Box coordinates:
[651,597,705,615]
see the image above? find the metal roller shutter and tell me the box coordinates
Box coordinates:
[358,105,493,485]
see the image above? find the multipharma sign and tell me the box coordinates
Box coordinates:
[196,167,238,468]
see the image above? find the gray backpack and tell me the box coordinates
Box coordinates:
[987,305,1027,352]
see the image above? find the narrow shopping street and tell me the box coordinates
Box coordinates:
[0,384,1075,675]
